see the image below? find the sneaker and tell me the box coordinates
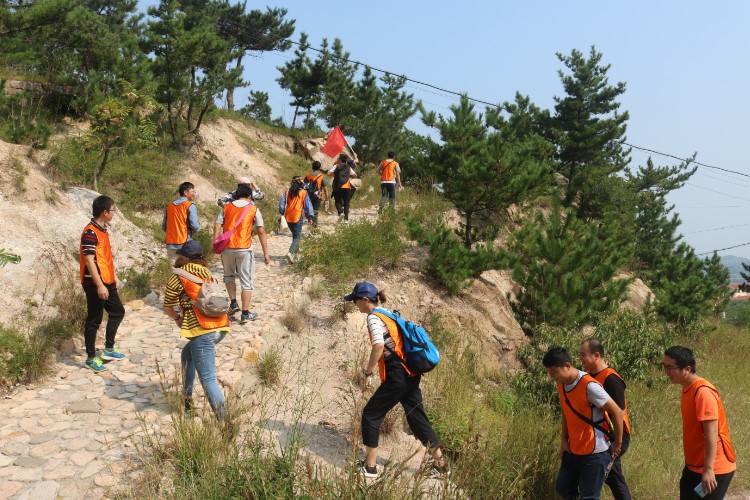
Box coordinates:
[344,219,350,225]
[240,311,258,324]
[101,348,125,361]
[338,213,344,223]
[228,301,240,315]
[286,252,294,265]
[359,460,378,479]
[85,357,107,373]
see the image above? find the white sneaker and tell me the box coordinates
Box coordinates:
[344,219,350,225]
[286,253,294,264]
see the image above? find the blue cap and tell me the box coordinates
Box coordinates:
[177,240,204,259]
[344,281,378,301]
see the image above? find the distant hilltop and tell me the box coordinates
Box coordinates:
[720,255,750,284]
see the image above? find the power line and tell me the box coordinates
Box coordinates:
[685,222,750,235]
[625,142,750,179]
[684,183,750,202]
[697,242,750,256]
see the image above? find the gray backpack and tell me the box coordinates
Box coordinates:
[171,268,229,317]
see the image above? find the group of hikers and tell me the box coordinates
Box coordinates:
[76,147,734,497]
[542,342,736,499]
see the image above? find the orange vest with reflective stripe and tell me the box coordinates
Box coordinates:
[591,367,632,435]
[558,374,600,455]
[165,201,193,245]
[681,379,736,473]
[305,173,325,191]
[380,160,397,182]
[284,190,307,224]
[223,203,256,249]
[79,222,115,285]
[176,275,230,330]
[371,311,414,381]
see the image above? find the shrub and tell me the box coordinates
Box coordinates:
[298,211,406,294]
[257,348,281,386]
[723,300,750,328]
[280,299,311,334]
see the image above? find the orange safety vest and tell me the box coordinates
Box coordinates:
[591,367,632,435]
[558,373,601,455]
[223,203,256,249]
[682,379,736,473]
[284,189,307,224]
[305,173,325,191]
[176,274,230,330]
[79,222,115,285]
[371,311,415,381]
[165,200,193,245]
[380,160,397,182]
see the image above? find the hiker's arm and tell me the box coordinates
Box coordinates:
[602,399,624,457]
[560,412,570,457]
[84,254,109,300]
[278,192,286,216]
[163,305,182,327]
[364,343,384,376]
[396,166,402,187]
[350,168,357,178]
[701,419,719,494]
[187,203,200,232]
[213,223,223,239]
[304,195,314,221]
[256,227,271,265]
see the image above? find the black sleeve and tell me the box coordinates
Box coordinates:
[603,374,627,410]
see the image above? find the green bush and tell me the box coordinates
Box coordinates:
[297,211,406,294]
[0,90,52,148]
[723,301,750,327]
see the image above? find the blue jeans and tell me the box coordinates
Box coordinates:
[379,183,397,211]
[182,331,227,420]
[287,219,303,253]
[556,451,611,500]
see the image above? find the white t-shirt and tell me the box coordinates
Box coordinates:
[367,310,396,358]
[563,370,612,453]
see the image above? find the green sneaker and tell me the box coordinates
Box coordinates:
[85,357,106,373]
[101,348,125,361]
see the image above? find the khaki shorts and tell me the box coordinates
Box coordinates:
[221,248,255,291]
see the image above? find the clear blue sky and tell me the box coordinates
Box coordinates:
[140,1,750,258]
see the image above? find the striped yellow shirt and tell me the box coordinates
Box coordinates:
[163,263,230,339]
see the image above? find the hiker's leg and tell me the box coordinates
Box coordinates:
[379,183,388,212]
[361,368,408,464]
[333,188,344,216]
[400,375,439,448]
[83,284,104,358]
[287,220,303,253]
[555,451,581,500]
[237,249,254,311]
[222,251,237,302]
[181,339,196,399]
[311,200,321,226]
[102,283,125,350]
[343,188,352,220]
[191,332,226,420]
[605,436,631,500]
[576,451,609,500]
[387,183,396,208]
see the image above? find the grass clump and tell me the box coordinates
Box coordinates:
[297,211,406,294]
[280,299,311,334]
[257,347,281,386]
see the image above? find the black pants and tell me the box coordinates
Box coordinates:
[83,283,125,359]
[680,466,734,499]
[311,199,321,226]
[332,187,352,220]
[361,357,439,448]
[605,433,631,500]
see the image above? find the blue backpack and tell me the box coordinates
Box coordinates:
[373,308,440,374]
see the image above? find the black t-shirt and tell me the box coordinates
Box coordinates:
[594,370,631,440]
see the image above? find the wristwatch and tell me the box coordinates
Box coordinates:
[364,370,373,377]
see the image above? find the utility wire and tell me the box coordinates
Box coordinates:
[685,222,750,235]
[625,142,750,179]
[697,242,750,256]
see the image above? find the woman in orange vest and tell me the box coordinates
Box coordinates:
[663,346,736,499]
[278,176,314,264]
[162,240,231,423]
[344,281,446,479]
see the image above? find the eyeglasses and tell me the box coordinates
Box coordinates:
[661,364,682,372]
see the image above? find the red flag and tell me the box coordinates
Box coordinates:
[322,126,347,158]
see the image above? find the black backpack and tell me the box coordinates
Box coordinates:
[333,163,350,189]
[303,174,323,203]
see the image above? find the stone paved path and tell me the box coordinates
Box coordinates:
[0,216,317,499]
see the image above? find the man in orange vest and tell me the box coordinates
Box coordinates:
[664,346,736,499]
[544,346,624,500]
[163,181,200,262]
[79,195,126,373]
[214,184,270,324]
[377,151,402,214]
[579,339,632,500]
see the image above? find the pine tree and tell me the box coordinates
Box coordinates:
[549,47,630,220]
[318,38,358,129]
[509,201,631,330]
[276,32,326,129]
[239,90,271,123]
[216,4,294,112]
[425,95,548,248]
